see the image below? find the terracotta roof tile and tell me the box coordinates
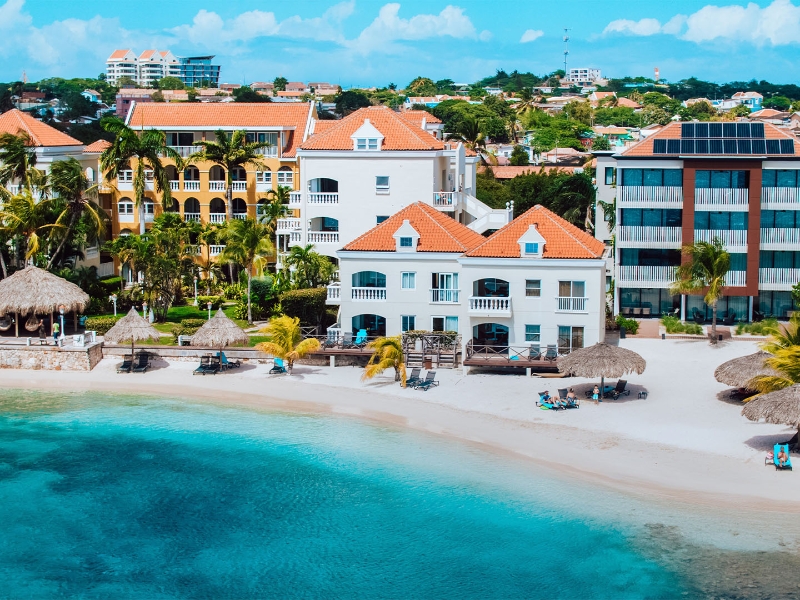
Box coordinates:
[342,202,486,253]
[84,139,112,153]
[108,49,132,60]
[139,50,156,60]
[312,120,338,134]
[400,110,442,124]
[0,109,82,147]
[620,121,800,157]
[466,205,604,259]
[301,106,445,151]
[616,97,642,108]
[489,165,578,179]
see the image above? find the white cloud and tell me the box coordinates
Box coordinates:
[479,29,492,42]
[603,17,664,36]
[520,29,543,43]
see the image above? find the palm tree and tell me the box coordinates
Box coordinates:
[46,158,107,270]
[0,132,38,191]
[761,312,800,354]
[515,88,538,117]
[282,243,336,289]
[670,239,731,344]
[446,115,485,151]
[751,347,800,394]
[197,222,223,294]
[362,336,407,386]
[100,116,181,234]
[219,218,274,323]
[0,189,62,263]
[255,315,321,374]
[258,187,291,265]
[188,130,271,222]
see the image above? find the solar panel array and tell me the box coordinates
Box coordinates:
[652,122,795,155]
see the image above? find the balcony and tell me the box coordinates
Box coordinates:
[209,245,226,256]
[617,226,682,249]
[760,228,800,250]
[430,289,460,303]
[170,145,200,158]
[326,284,341,304]
[617,265,677,288]
[276,217,302,231]
[694,188,749,210]
[183,181,200,192]
[725,270,747,287]
[209,181,226,192]
[352,287,386,301]
[759,268,800,291]
[432,191,457,210]
[231,181,247,192]
[694,229,747,250]
[290,231,302,242]
[169,181,179,191]
[255,147,279,158]
[308,232,339,244]
[232,213,247,220]
[556,297,588,313]
[183,212,200,222]
[7,184,20,195]
[762,187,800,209]
[468,296,512,317]
[289,192,302,206]
[617,186,683,208]
[209,214,226,224]
[308,193,339,205]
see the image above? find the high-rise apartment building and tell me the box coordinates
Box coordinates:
[106,50,220,88]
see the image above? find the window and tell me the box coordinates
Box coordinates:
[356,138,367,150]
[376,176,390,193]
[604,167,616,186]
[357,138,380,151]
[277,168,293,186]
[167,132,194,147]
[621,169,682,187]
[694,170,748,189]
[144,203,155,215]
[525,279,541,297]
[524,242,539,255]
[525,325,541,342]
[368,139,379,150]
[256,171,272,184]
[401,272,416,290]
[401,315,416,332]
[558,326,584,353]
[432,316,458,332]
[559,281,585,297]
[376,215,389,224]
[118,202,134,215]
[399,237,413,248]
[761,210,800,229]
[620,208,682,228]
[763,170,800,188]
[693,211,748,230]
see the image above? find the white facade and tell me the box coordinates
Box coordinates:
[567,68,602,84]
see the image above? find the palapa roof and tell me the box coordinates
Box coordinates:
[103,307,161,344]
[714,351,779,389]
[0,266,89,315]
[191,309,249,348]
[742,385,800,428]
[557,342,646,378]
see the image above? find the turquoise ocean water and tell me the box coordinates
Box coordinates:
[1,390,799,599]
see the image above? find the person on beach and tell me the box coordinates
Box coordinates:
[567,388,578,406]
[592,385,601,404]
[778,447,789,467]
[52,321,60,344]
[38,320,46,345]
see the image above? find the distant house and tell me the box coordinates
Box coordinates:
[715,91,763,112]
[749,108,789,124]
[82,89,102,103]
[115,89,154,116]
[250,82,274,95]
[285,82,307,93]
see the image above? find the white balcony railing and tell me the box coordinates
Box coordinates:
[308,232,339,243]
[183,181,200,192]
[761,187,800,208]
[170,145,200,158]
[694,188,749,208]
[231,181,247,192]
[276,218,302,231]
[308,193,339,204]
[617,186,683,207]
[97,262,115,278]
[617,265,677,285]
[183,212,200,222]
[209,213,226,224]
[760,228,800,248]
[209,181,226,192]
[430,289,460,303]
[232,213,248,220]
[85,246,99,259]
[433,191,456,208]
[352,287,386,301]
[724,270,747,287]
[6,184,19,195]
[468,296,511,315]
[617,226,682,248]
[290,231,302,242]
[209,245,226,256]
[289,192,302,206]
[693,229,747,249]
[556,297,588,312]
[169,181,179,191]
[759,268,800,290]
[255,147,279,157]
[326,284,341,304]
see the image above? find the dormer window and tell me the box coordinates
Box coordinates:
[351,118,385,152]
[517,224,546,258]
[393,219,420,252]
[524,242,539,255]
[400,237,413,247]
[356,138,380,151]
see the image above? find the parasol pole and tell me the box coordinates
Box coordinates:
[14,311,17,338]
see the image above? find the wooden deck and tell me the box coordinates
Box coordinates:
[462,354,560,372]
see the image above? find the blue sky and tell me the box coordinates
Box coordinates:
[2,0,800,86]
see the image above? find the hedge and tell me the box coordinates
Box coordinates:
[615,314,640,335]
[84,315,122,335]
[171,318,207,343]
[279,288,327,328]
[197,295,223,310]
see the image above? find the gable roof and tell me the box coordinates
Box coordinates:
[489,165,578,179]
[84,139,111,153]
[342,202,486,253]
[301,106,445,151]
[0,109,82,147]
[400,110,443,125]
[465,205,604,259]
[108,49,132,60]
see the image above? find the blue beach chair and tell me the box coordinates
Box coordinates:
[354,329,368,348]
[536,391,563,410]
[270,358,287,374]
[767,444,793,471]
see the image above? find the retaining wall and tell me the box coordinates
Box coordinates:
[0,342,103,371]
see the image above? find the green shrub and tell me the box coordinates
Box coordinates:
[736,318,779,335]
[197,295,223,310]
[221,282,246,300]
[84,315,122,335]
[85,297,110,315]
[279,287,327,328]
[99,276,122,295]
[170,318,207,343]
[615,314,640,335]
[661,315,703,334]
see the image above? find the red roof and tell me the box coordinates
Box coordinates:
[84,139,112,153]
[0,109,82,147]
[489,165,578,179]
[301,106,445,151]
[342,202,486,253]
[466,205,604,259]
[108,49,132,60]
[400,110,442,124]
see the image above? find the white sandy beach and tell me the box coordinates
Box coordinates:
[3,337,800,511]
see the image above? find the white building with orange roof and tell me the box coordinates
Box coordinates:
[329,202,605,368]
[106,50,220,88]
[290,106,510,264]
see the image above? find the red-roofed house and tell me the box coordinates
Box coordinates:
[288,106,509,262]
[330,202,605,359]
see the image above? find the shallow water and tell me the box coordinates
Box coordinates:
[1,390,799,599]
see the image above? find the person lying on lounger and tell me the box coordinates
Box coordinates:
[778,448,789,466]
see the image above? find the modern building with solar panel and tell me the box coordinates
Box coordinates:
[594,120,800,322]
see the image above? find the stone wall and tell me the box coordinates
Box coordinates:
[0,342,103,371]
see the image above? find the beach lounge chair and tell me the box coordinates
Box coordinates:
[405,367,422,387]
[194,355,219,375]
[117,354,133,373]
[767,444,793,471]
[341,333,355,349]
[611,379,630,399]
[416,371,439,391]
[723,311,736,326]
[269,358,287,374]
[558,389,568,400]
[529,345,541,361]
[354,329,368,348]
[218,352,241,370]
[536,391,563,410]
[132,353,150,373]
[544,345,558,362]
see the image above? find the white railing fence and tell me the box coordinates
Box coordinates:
[351,287,387,301]
[430,289,460,303]
[308,193,339,204]
[694,187,749,207]
[469,296,511,312]
[307,232,339,243]
[556,297,588,312]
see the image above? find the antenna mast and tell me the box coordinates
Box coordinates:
[563,28,570,77]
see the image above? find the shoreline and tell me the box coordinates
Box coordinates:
[4,341,800,513]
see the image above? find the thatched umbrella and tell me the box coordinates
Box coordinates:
[191,309,249,352]
[557,342,646,398]
[103,307,161,356]
[714,351,779,389]
[0,266,89,337]
[742,384,800,442]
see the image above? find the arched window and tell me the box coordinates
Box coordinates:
[256,168,272,185]
[119,228,132,237]
[184,198,200,222]
[117,198,134,215]
[84,167,95,182]
[209,166,225,181]
[209,198,226,213]
[352,314,386,337]
[352,271,386,288]
[473,278,510,297]
[277,166,294,187]
[473,323,509,347]
[231,167,246,181]
[310,217,338,232]
[308,177,338,193]
[184,165,200,180]
[232,198,247,217]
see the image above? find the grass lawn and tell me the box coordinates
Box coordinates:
[92,304,249,331]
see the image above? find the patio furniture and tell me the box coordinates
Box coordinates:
[622,307,631,316]
[642,307,651,316]
[117,354,133,373]
[611,379,630,399]
[416,371,439,391]
[132,352,151,373]
[342,333,355,349]
[269,358,287,374]
[405,367,422,388]
[536,391,563,410]
[544,345,558,362]
[194,355,219,376]
[354,329,368,348]
[218,351,241,370]
[767,444,793,471]
[321,335,339,349]
[693,310,705,325]
[558,388,568,400]
[529,345,541,361]
[632,307,641,316]
[723,311,736,326]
